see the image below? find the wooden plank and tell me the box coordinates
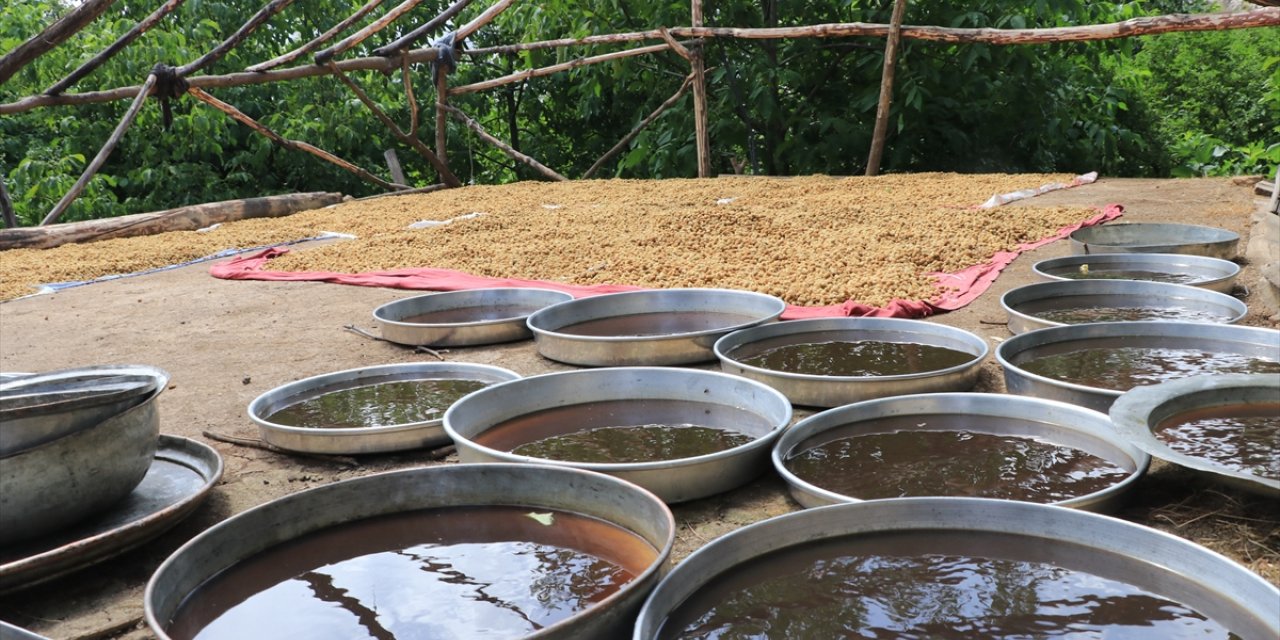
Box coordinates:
[1,192,343,251]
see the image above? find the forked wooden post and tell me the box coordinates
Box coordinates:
[865,0,908,176]
[691,0,712,177]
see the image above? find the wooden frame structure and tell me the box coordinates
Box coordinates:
[1,0,1277,227]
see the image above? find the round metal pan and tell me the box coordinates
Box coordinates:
[1,367,169,546]
[146,464,675,640]
[773,393,1149,512]
[0,435,222,594]
[996,322,1280,413]
[1001,279,1247,334]
[443,367,793,503]
[248,362,520,455]
[1032,253,1241,293]
[633,498,1280,640]
[714,318,987,407]
[1,369,159,455]
[526,288,786,366]
[1110,373,1279,498]
[1070,222,1239,259]
[373,288,574,347]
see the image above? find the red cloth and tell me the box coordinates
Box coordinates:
[210,204,1123,320]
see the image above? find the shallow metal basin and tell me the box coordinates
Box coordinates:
[1,368,160,455]
[1032,253,1240,293]
[146,464,675,640]
[526,288,786,366]
[373,288,573,347]
[714,318,987,407]
[633,498,1279,639]
[1001,279,1247,334]
[773,393,1148,512]
[1070,223,1240,259]
[0,367,169,546]
[996,322,1280,413]
[443,367,793,503]
[1110,373,1279,498]
[248,362,520,455]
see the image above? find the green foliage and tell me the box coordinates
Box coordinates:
[1,0,1277,224]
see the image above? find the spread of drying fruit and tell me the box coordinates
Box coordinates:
[0,174,1095,305]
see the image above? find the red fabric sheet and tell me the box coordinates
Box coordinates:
[210,204,1123,320]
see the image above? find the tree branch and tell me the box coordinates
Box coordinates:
[583,73,694,179]
[246,0,386,72]
[313,0,429,65]
[179,0,299,76]
[0,0,119,85]
[45,0,185,95]
[456,0,518,41]
[443,104,566,181]
[449,43,673,96]
[372,0,477,57]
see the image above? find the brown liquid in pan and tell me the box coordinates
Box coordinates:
[168,506,657,640]
[556,311,756,337]
[400,303,544,324]
[1021,347,1280,391]
[734,340,974,376]
[659,531,1243,639]
[1156,402,1280,479]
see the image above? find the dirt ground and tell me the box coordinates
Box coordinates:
[0,177,1276,639]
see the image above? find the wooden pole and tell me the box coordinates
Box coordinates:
[45,0,185,95]
[3,48,442,115]
[178,0,298,76]
[691,0,712,177]
[312,0,429,64]
[2,192,343,250]
[402,57,420,138]
[41,75,157,226]
[442,104,567,181]
[327,63,462,186]
[372,0,477,57]
[0,0,118,85]
[465,31,662,56]
[246,0,386,72]
[436,71,451,170]
[384,149,407,184]
[188,87,408,191]
[0,178,17,229]
[449,43,672,95]
[456,0,519,41]
[865,0,908,177]
[584,74,695,179]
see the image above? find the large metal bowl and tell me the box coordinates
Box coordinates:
[248,362,520,455]
[0,367,169,546]
[526,288,786,366]
[373,288,574,347]
[713,318,987,407]
[1070,222,1240,259]
[0,366,161,455]
[146,464,675,640]
[634,498,1279,639]
[1110,374,1279,497]
[1001,280,1247,334]
[443,368,793,503]
[1032,253,1241,293]
[997,322,1280,413]
[773,393,1148,512]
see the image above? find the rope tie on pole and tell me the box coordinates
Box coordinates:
[430,32,457,83]
[151,62,189,128]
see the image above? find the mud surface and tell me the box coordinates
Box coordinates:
[0,177,1276,639]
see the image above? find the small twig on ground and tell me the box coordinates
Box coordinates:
[202,429,360,467]
[68,616,145,640]
[978,318,1005,325]
[427,443,456,459]
[414,345,447,360]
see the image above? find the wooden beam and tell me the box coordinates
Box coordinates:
[0,0,118,85]
[690,0,711,178]
[3,48,442,115]
[372,0,477,57]
[246,0,386,72]
[436,70,450,170]
[457,0,518,41]
[42,75,157,226]
[668,8,1280,43]
[313,0,429,64]
[1,192,343,250]
[0,177,17,229]
[326,63,462,186]
[442,104,567,181]
[178,0,298,76]
[865,0,908,177]
[449,43,672,95]
[465,31,661,56]
[584,73,695,179]
[188,87,407,191]
[45,0,185,95]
